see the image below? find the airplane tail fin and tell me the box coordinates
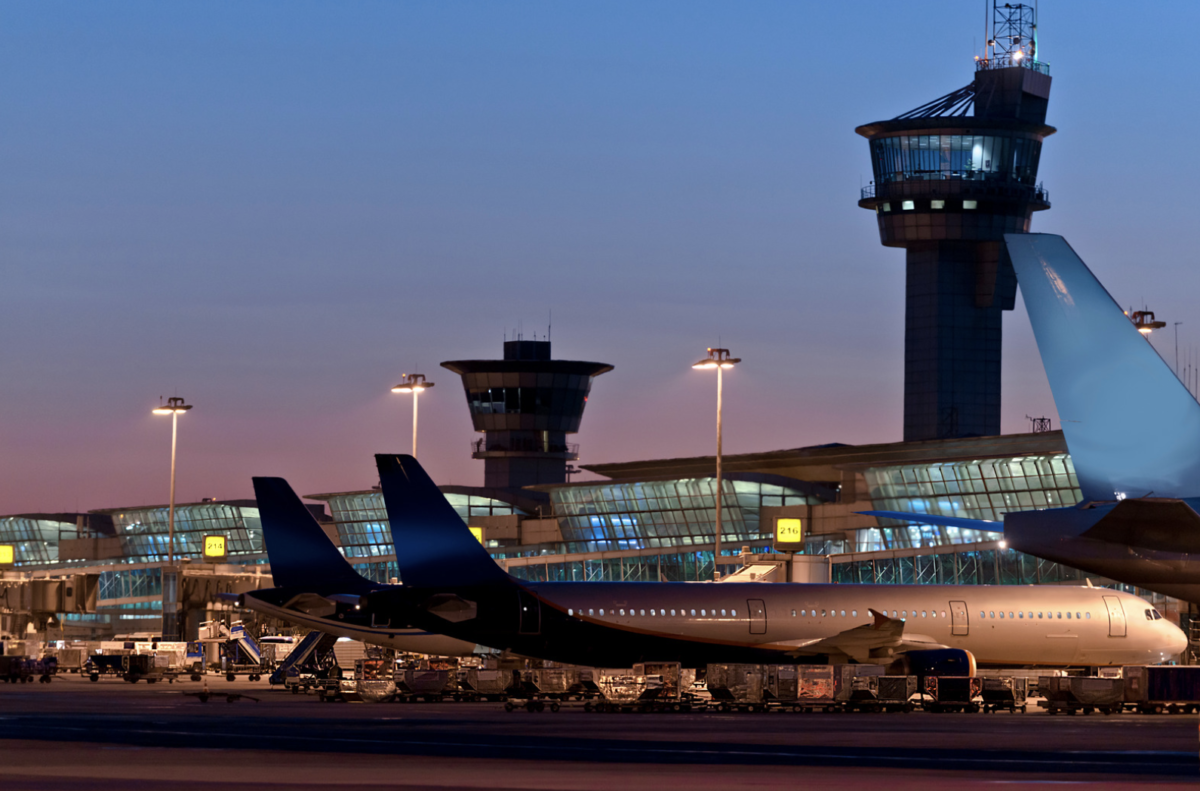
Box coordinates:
[375,454,511,588]
[252,477,374,594]
[1005,234,1200,501]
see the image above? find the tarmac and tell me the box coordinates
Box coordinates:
[0,675,1197,789]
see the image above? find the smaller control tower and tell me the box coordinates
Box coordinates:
[442,340,613,489]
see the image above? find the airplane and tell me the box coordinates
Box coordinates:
[239,476,480,657]
[862,233,1200,604]
[343,452,1185,671]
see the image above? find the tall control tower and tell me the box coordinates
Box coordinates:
[442,340,613,489]
[857,2,1054,441]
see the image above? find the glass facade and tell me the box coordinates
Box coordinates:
[323,491,523,558]
[870,134,1042,186]
[105,504,264,563]
[547,478,818,554]
[461,371,594,432]
[0,517,70,565]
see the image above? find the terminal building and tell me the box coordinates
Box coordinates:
[1,8,1194,654]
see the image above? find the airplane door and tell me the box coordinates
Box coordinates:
[1103,595,1127,637]
[949,600,969,636]
[518,590,541,635]
[747,599,767,635]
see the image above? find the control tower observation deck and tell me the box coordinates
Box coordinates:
[442,340,612,489]
[857,3,1054,441]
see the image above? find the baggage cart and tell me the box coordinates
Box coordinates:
[396,668,456,702]
[794,665,838,712]
[845,675,917,712]
[459,668,513,701]
[923,676,982,713]
[706,664,766,711]
[980,677,1027,713]
[588,666,674,713]
[1039,676,1123,715]
[1123,666,1200,714]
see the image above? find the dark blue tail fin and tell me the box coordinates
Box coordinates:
[375,454,510,588]
[252,477,374,593]
[1006,233,1200,501]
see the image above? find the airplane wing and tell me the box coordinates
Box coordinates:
[773,609,947,663]
[857,511,1003,532]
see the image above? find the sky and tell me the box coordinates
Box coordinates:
[3,1,1200,514]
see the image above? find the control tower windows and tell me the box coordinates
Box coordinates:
[870,133,1042,186]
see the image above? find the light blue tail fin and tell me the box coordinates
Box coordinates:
[252,477,373,594]
[1005,233,1200,500]
[375,454,510,588]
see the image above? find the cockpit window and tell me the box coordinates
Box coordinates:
[1145,609,1154,621]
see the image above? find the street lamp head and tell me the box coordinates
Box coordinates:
[152,396,192,415]
[391,373,434,394]
[692,347,740,370]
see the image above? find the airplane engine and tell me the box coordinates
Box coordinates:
[890,648,976,677]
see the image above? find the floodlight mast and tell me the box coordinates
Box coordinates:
[692,348,740,580]
[151,396,193,566]
[391,373,434,458]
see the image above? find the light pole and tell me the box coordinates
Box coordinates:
[391,373,434,457]
[693,347,740,581]
[152,396,192,566]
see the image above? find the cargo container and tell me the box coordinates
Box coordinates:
[980,676,1027,713]
[1123,666,1200,714]
[706,664,765,711]
[923,676,981,713]
[1040,676,1123,715]
[844,675,917,712]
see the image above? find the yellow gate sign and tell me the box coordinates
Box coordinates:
[203,535,227,560]
[774,517,803,546]
[469,526,484,545]
[0,545,13,566]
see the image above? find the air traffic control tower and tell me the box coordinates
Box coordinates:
[857,2,1053,441]
[442,340,613,489]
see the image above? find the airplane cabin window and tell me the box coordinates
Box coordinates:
[588,609,594,616]
[1085,613,1091,619]
[691,609,697,617]
[1057,612,1062,619]
[568,609,574,616]
[921,611,927,618]
[1009,612,1014,619]
[1018,612,1024,619]
[600,609,605,616]
[722,609,728,616]
[941,611,946,618]
[670,609,677,616]
[902,611,908,618]
[619,609,625,616]
[980,611,985,618]
[650,609,656,616]
[792,609,797,617]
[998,612,1004,619]
[1066,612,1071,619]
[700,609,706,616]
[640,609,645,616]
[852,610,858,617]
[840,610,846,617]
[1038,612,1043,619]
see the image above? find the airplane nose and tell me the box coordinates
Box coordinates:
[1167,623,1189,658]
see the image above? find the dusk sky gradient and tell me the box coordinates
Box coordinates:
[4,1,1199,514]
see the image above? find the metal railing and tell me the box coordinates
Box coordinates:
[472,438,579,456]
[975,55,1049,75]
[860,179,1049,205]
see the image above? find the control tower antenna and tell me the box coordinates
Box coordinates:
[986,1,1039,67]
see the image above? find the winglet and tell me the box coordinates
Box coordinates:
[375,454,510,588]
[252,477,373,594]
